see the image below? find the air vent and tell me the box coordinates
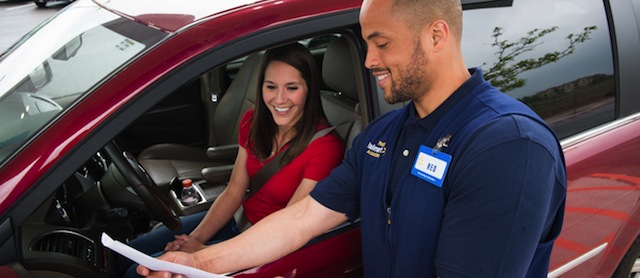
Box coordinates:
[30,231,95,265]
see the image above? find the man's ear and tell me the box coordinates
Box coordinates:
[425,20,449,52]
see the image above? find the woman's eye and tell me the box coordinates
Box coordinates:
[287,86,299,91]
[265,85,276,90]
[377,42,388,49]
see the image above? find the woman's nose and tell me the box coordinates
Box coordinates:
[274,88,287,103]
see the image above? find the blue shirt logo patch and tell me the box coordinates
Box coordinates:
[366,141,387,158]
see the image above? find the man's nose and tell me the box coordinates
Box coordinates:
[364,48,379,69]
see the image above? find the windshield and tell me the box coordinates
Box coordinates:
[0,1,167,164]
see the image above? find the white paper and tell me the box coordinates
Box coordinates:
[101,232,228,278]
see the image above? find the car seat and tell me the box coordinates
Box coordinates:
[137,53,264,189]
[319,36,362,149]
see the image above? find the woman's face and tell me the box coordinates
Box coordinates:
[262,60,308,132]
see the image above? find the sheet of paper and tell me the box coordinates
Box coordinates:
[101,233,229,278]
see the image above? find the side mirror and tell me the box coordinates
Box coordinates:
[52,36,82,61]
[28,60,52,89]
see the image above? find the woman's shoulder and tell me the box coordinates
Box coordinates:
[314,121,343,140]
[310,122,345,152]
[239,108,256,131]
[238,108,255,146]
[241,108,255,124]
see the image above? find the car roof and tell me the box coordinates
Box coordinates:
[92,0,510,33]
[94,0,267,32]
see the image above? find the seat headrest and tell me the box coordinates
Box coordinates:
[322,37,358,102]
[243,52,264,105]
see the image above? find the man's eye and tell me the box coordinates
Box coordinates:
[377,42,388,49]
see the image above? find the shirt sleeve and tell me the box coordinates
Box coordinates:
[435,115,566,277]
[310,133,363,222]
[238,109,254,148]
[301,132,345,182]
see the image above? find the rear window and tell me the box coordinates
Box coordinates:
[462,0,615,139]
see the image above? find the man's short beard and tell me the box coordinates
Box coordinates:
[385,41,428,104]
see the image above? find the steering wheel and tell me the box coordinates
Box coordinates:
[103,142,182,231]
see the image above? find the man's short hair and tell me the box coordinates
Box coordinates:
[391,0,463,41]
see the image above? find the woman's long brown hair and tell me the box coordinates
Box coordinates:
[248,43,327,166]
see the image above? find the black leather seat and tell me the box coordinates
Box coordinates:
[137,53,264,188]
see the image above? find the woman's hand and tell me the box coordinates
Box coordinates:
[164,234,206,253]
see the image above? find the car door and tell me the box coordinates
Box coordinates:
[0,2,370,277]
[459,0,640,276]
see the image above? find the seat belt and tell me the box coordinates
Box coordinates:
[201,68,225,146]
[245,125,338,199]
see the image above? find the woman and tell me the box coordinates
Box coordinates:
[121,42,344,276]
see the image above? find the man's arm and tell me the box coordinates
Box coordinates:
[139,195,348,276]
[435,117,565,277]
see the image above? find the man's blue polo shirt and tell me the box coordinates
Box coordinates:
[310,68,567,277]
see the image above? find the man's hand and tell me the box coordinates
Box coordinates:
[136,251,199,277]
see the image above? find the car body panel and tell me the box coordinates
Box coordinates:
[549,114,640,277]
[95,0,261,33]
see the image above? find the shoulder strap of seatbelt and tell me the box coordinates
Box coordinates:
[245,125,338,199]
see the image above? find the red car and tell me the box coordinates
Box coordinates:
[0,0,639,277]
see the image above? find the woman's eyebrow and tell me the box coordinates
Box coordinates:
[264,79,302,86]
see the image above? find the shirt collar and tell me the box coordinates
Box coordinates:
[404,67,485,130]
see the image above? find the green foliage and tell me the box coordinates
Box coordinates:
[482,25,597,93]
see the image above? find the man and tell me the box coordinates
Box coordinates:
[138,0,566,276]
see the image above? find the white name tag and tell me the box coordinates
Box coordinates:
[411,145,451,187]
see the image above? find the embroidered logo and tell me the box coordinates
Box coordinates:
[366,141,387,158]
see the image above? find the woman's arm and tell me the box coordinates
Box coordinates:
[286,134,345,206]
[165,147,251,252]
[286,178,317,206]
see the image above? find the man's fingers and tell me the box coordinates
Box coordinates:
[136,264,150,276]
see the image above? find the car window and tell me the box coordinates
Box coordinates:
[119,33,346,155]
[0,7,166,165]
[461,0,615,139]
[633,0,640,36]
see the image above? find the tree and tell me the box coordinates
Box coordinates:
[482,25,597,93]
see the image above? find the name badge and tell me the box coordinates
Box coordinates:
[411,145,451,187]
